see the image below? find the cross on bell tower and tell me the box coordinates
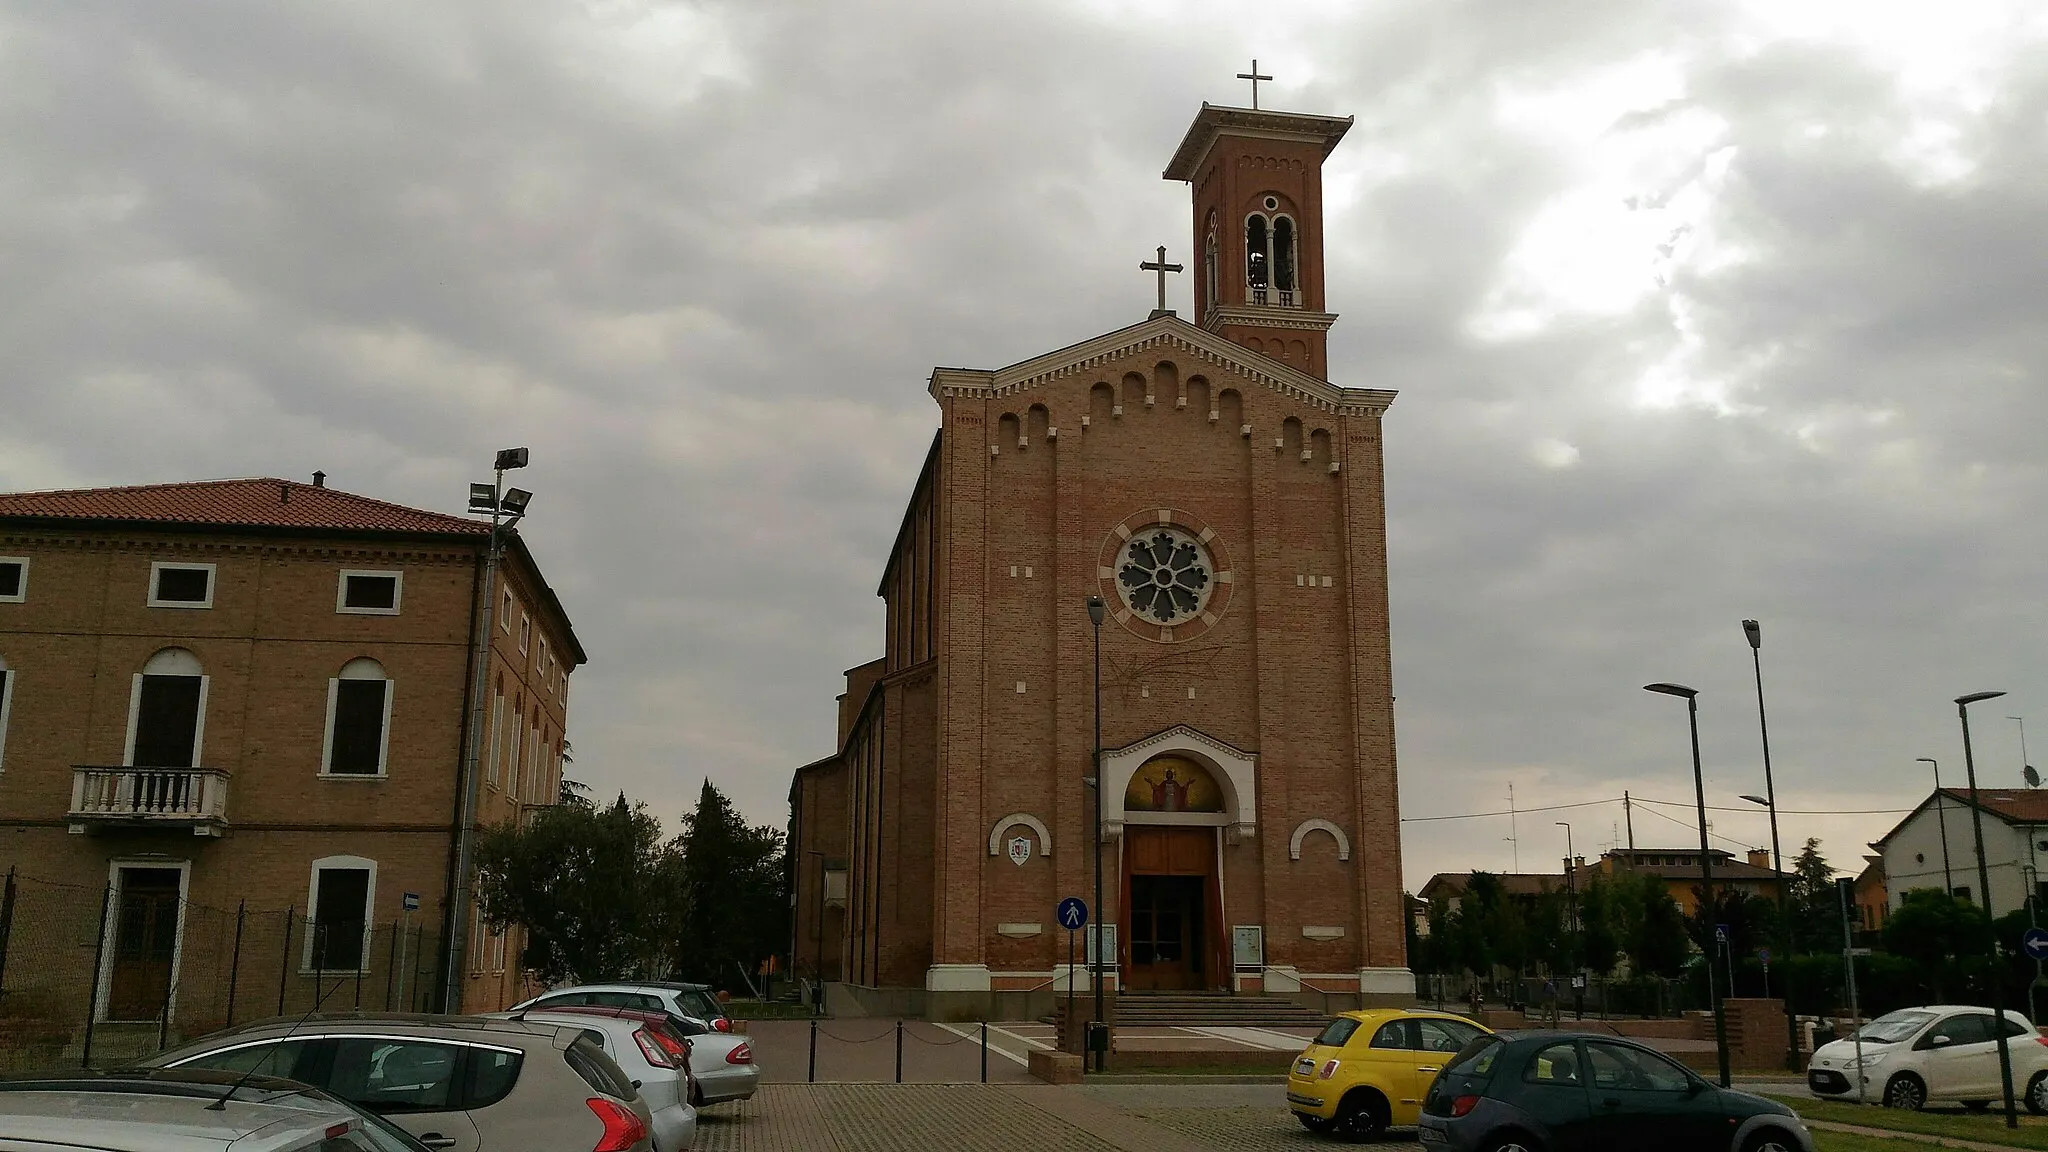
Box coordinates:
[1162,99,1354,380]
[1236,59,1273,109]
[1140,245,1183,318]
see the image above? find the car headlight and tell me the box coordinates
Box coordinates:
[1843,1052,1890,1070]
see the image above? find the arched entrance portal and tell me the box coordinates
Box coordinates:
[1121,755,1227,991]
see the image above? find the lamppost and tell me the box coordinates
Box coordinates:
[1085,595,1107,1071]
[1916,758,1955,896]
[1557,822,1580,1020]
[446,447,530,1011]
[1957,690,2018,1129]
[1644,682,1731,1087]
[1741,620,1800,1069]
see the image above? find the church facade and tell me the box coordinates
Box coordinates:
[789,98,1410,1017]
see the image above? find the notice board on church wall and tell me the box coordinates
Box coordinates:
[1232,925,1265,971]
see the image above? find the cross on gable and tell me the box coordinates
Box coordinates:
[1236,59,1273,109]
[1140,245,1184,316]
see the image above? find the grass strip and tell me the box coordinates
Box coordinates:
[1766,1093,2048,1150]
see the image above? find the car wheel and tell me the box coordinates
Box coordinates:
[2028,1072,2048,1116]
[1882,1073,1926,1111]
[1742,1129,1800,1152]
[1295,1113,1336,1135]
[1481,1134,1543,1152]
[1332,1090,1389,1142]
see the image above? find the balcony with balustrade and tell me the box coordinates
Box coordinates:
[68,766,230,837]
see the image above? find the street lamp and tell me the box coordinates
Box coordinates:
[1740,620,1801,1069]
[1557,821,1580,1019]
[1644,681,1731,1087]
[1085,594,1107,1071]
[447,447,530,1011]
[1915,758,1955,896]
[1956,690,2019,1129]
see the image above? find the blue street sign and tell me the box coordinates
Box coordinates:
[1758,947,1771,964]
[1714,924,1728,945]
[402,892,420,912]
[2023,927,2048,962]
[1057,897,1089,931]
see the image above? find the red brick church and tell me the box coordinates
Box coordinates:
[790,93,1410,1017]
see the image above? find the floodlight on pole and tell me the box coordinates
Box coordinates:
[500,487,533,520]
[1739,795,1768,807]
[494,447,530,471]
[1955,689,2018,1128]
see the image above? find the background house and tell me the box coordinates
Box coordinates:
[0,476,582,1058]
[1874,788,2048,915]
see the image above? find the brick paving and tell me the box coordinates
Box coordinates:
[688,1083,1425,1151]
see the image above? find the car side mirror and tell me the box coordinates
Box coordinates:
[1684,1080,1708,1098]
[1928,1035,1952,1048]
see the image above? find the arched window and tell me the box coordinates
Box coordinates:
[322,657,391,777]
[1204,229,1218,311]
[1245,214,1270,300]
[0,653,13,772]
[1273,216,1297,303]
[129,648,206,768]
[304,854,376,973]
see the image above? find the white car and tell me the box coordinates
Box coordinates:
[508,986,759,1106]
[1807,1005,2048,1112]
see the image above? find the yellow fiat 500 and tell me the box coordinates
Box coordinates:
[1286,1009,1491,1139]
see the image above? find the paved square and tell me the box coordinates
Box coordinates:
[689,1083,1423,1152]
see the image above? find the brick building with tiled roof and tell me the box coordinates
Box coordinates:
[0,475,582,1048]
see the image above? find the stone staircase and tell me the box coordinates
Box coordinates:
[1112,992,1330,1029]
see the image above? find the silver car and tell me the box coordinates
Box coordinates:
[147,1013,655,1152]
[0,1072,415,1152]
[506,988,759,1105]
[494,1009,699,1152]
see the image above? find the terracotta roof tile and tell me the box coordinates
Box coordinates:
[1944,787,2048,824]
[0,478,489,536]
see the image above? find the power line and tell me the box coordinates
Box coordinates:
[1628,794,1913,817]
[1630,798,1757,853]
[1401,798,1615,823]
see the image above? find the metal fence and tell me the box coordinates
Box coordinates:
[1414,971,1706,1019]
[0,870,443,1070]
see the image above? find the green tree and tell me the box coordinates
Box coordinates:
[1883,889,1992,1002]
[475,793,675,985]
[1787,838,1838,951]
[1423,896,1461,974]
[1580,877,1620,976]
[671,779,790,992]
[1632,878,1691,977]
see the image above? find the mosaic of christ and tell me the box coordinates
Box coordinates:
[1124,755,1224,814]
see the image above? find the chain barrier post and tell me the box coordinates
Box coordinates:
[385,921,400,1010]
[225,900,246,1027]
[895,1019,904,1083]
[81,885,112,1068]
[808,1016,817,1083]
[980,1021,988,1083]
[354,922,364,1009]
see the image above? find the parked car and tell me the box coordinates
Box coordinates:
[0,1068,425,1152]
[1417,1030,1813,1152]
[1286,1008,1491,1138]
[145,1013,655,1152]
[1806,1005,2048,1112]
[487,1007,699,1152]
[502,1002,758,1106]
[510,982,733,1033]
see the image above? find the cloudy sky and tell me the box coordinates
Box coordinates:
[5,0,2045,888]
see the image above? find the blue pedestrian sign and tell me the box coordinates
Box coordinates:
[2023,927,2048,962]
[1057,897,1089,931]
[1714,924,1728,945]
[1758,947,1770,965]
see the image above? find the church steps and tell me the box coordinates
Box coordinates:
[1052,992,1331,1029]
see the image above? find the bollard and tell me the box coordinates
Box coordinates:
[808,1017,817,1083]
[895,1019,904,1083]
[980,1021,988,1083]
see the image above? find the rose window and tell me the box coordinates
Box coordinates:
[1117,528,1213,623]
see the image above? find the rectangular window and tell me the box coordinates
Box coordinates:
[500,589,514,631]
[506,722,522,795]
[0,557,26,602]
[325,679,390,776]
[148,562,215,608]
[518,614,531,654]
[132,675,203,767]
[487,694,504,790]
[310,867,371,971]
[470,908,486,974]
[490,927,506,973]
[337,570,402,615]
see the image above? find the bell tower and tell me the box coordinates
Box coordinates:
[1163,102,1353,381]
